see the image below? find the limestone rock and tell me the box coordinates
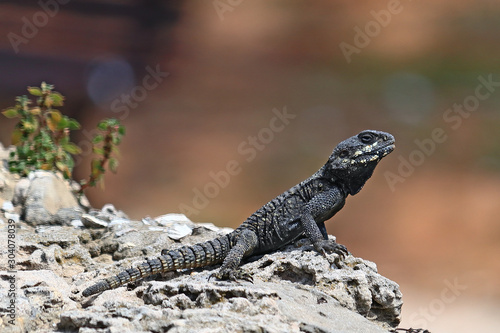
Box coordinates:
[0,163,17,204]
[81,214,109,229]
[11,178,29,206]
[244,239,403,328]
[0,213,401,333]
[154,213,194,240]
[69,268,394,333]
[80,205,130,229]
[1,200,14,213]
[3,212,20,223]
[6,226,93,278]
[0,270,77,333]
[96,203,129,222]
[72,231,400,332]
[22,171,82,225]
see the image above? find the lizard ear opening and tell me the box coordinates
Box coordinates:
[338,150,349,158]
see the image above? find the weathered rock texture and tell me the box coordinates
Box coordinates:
[18,170,83,226]
[0,215,402,333]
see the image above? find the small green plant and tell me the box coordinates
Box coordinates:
[2,82,81,178]
[2,82,125,193]
[78,119,125,194]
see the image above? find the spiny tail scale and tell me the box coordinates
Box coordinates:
[82,234,233,297]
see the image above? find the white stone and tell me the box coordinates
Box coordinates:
[1,200,14,212]
[166,223,193,240]
[81,214,109,228]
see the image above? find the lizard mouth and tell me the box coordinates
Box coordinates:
[377,143,395,157]
[354,142,395,164]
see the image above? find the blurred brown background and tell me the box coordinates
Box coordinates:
[1,1,499,331]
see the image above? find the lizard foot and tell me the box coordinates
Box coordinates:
[209,268,253,283]
[313,239,348,260]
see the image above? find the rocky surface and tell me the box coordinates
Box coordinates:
[0,144,402,332]
[17,170,84,226]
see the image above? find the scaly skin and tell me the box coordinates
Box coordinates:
[82,130,395,296]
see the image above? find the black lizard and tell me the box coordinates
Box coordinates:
[82,130,395,297]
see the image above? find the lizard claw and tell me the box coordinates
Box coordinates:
[208,272,217,282]
[209,268,253,283]
[236,271,254,283]
[314,240,349,260]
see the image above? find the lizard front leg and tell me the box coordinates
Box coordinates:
[318,221,328,240]
[300,188,348,258]
[210,229,258,282]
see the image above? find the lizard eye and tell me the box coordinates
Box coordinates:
[359,132,376,144]
[338,150,349,158]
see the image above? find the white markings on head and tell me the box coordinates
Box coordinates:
[352,150,363,157]
[361,141,378,153]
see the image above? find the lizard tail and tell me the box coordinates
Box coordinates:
[82,234,233,297]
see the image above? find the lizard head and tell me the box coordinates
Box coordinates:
[326,130,395,195]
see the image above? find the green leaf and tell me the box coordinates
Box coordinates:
[18,145,30,158]
[39,131,52,149]
[15,96,30,113]
[42,151,54,162]
[97,121,108,131]
[58,136,69,146]
[46,118,56,132]
[92,134,104,144]
[91,159,102,177]
[67,119,81,130]
[92,147,104,155]
[50,110,62,123]
[66,156,75,170]
[109,158,119,173]
[46,111,62,131]
[57,116,69,130]
[108,118,119,126]
[56,161,71,178]
[2,107,19,118]
[62,142,81,155]
[27,87,42,96]
[118,125,125,135]
[11,129,22,145]
[30,107,41,116]
[49,92,64,107]
[111,135,122,145]
[56,148,66,159]
[17,160,26,172]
